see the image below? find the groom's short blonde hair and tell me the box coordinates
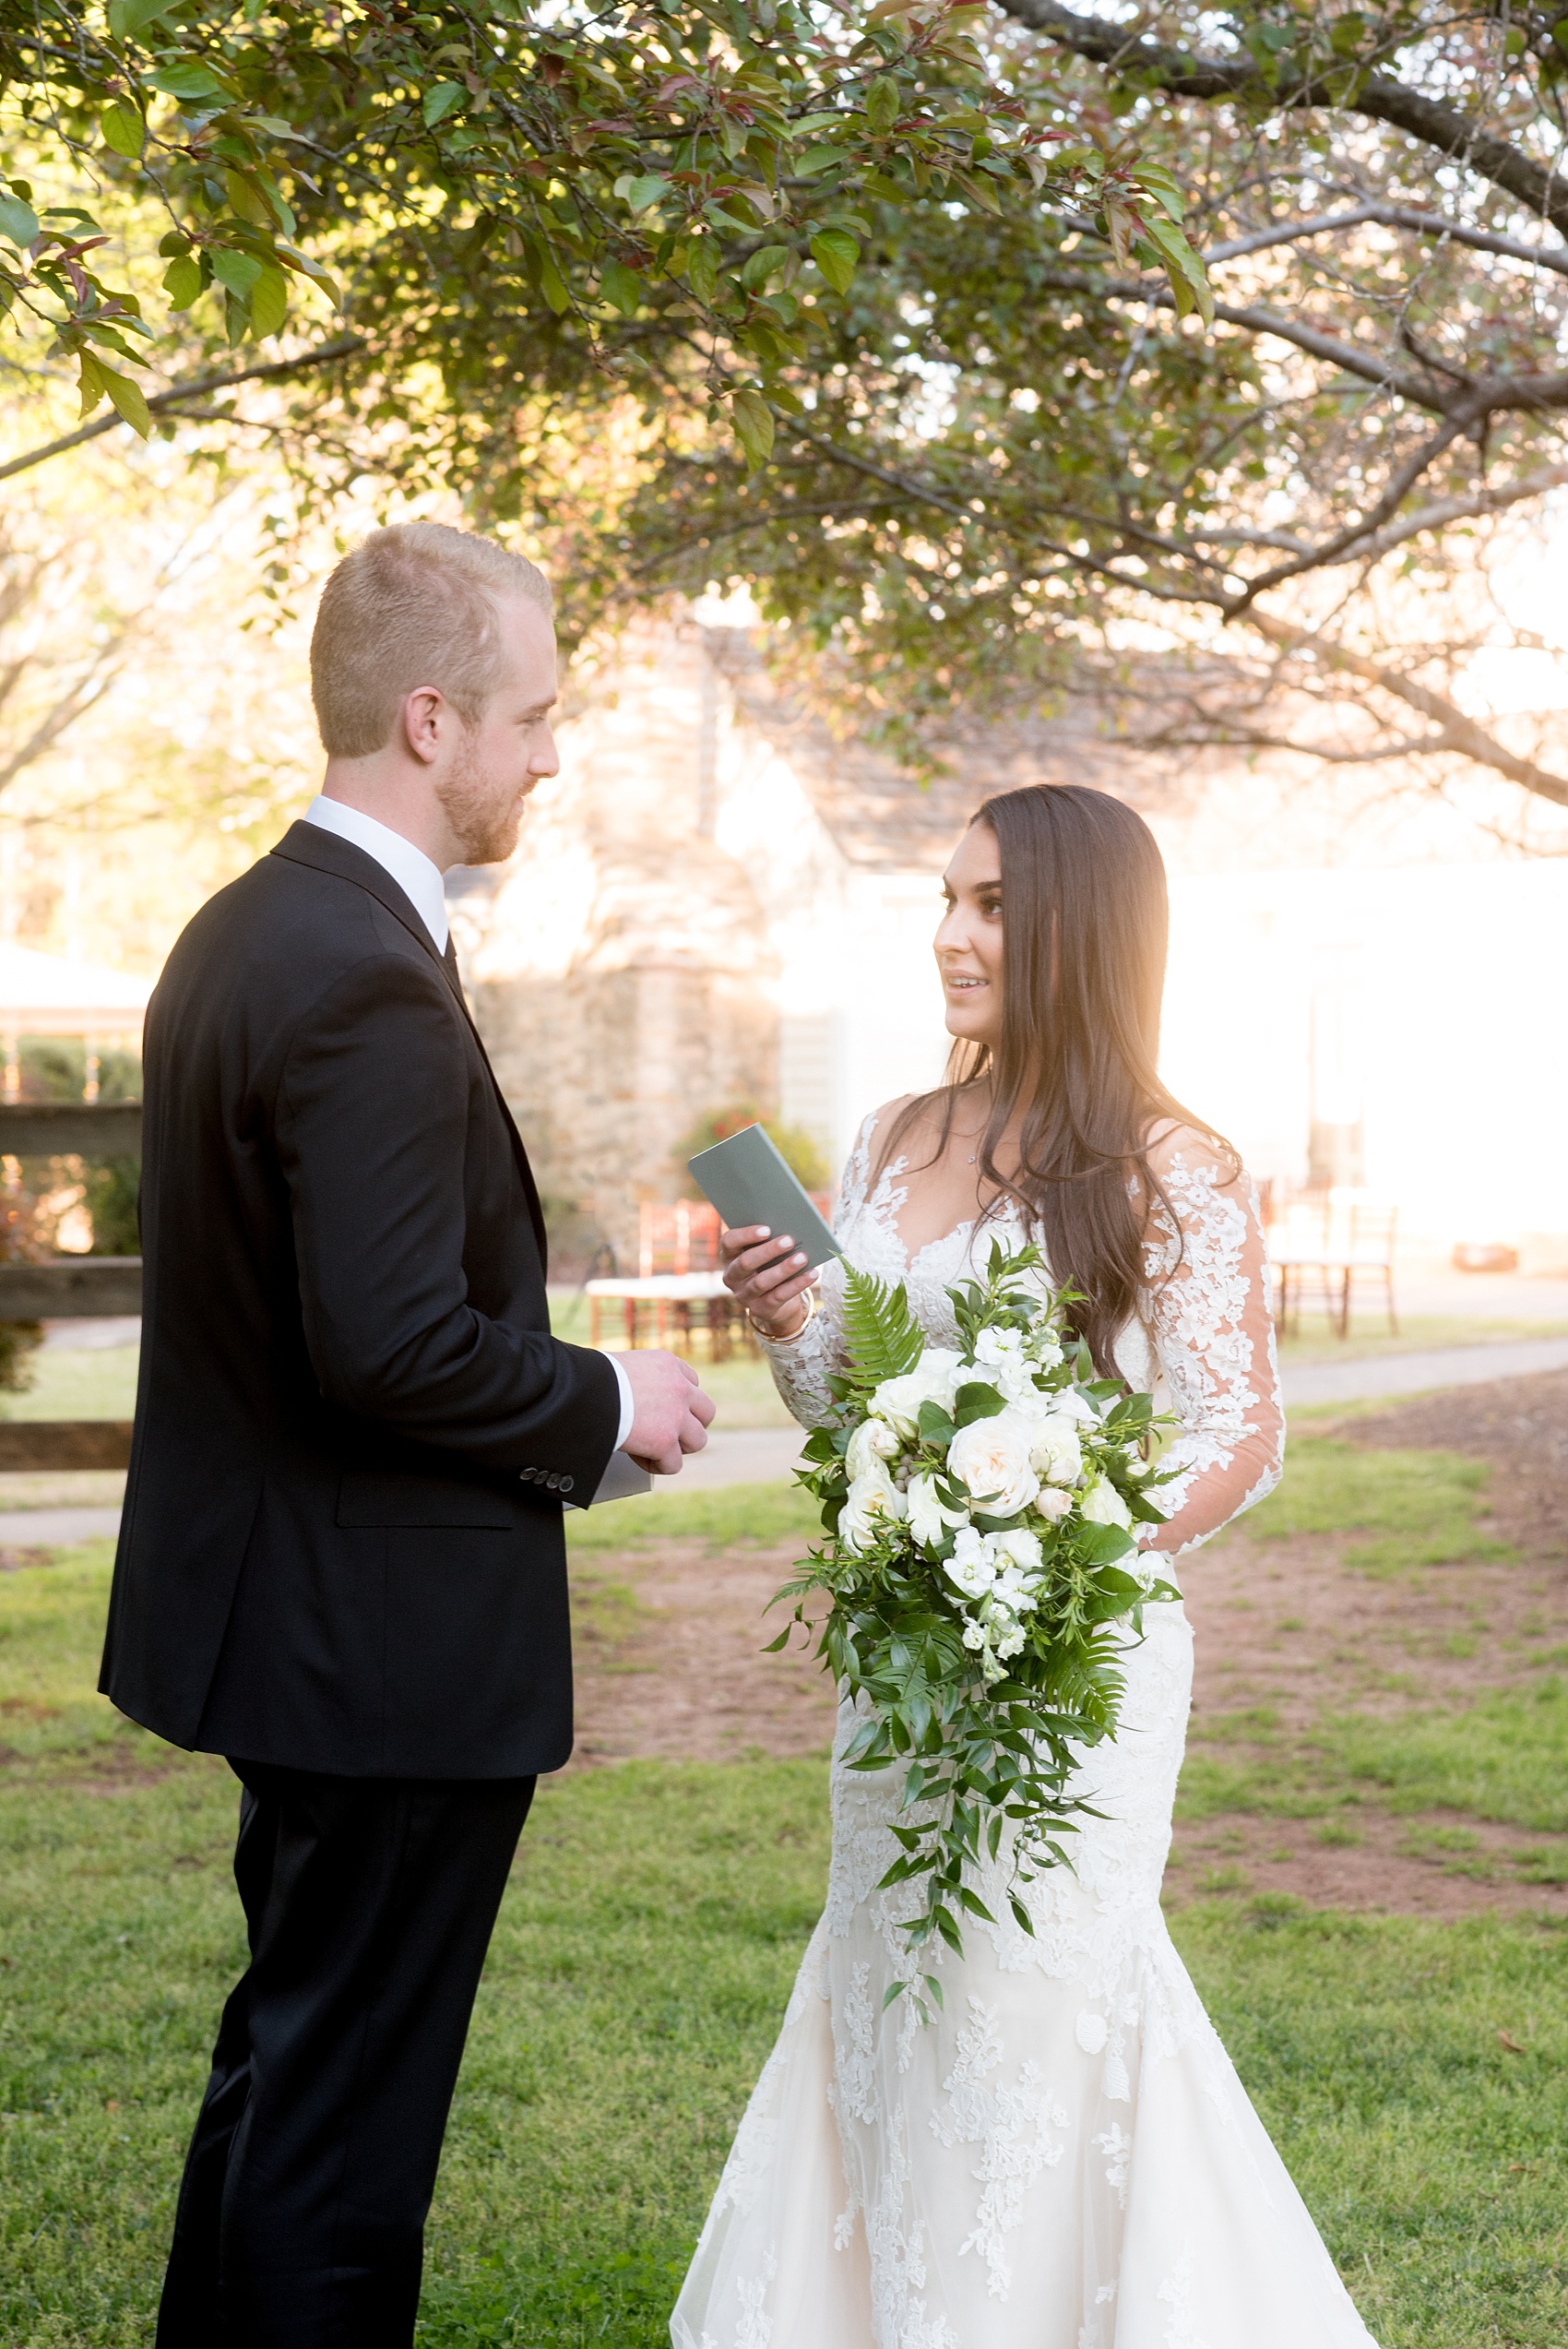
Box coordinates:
[310,522,553,757]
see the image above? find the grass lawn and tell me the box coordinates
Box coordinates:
[3,1461,1567,2346]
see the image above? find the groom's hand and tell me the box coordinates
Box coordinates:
[622,1349,715,1477]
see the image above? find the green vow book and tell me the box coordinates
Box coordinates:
[686,1124,840,1270]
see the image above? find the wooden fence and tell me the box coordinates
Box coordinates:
[0,1100,141,1473]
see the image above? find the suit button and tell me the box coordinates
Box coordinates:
[545,1473,560,1491]
[559,1475,575,1495]
[519,1468,535,1483]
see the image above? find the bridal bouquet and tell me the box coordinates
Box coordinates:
[770,1241,1179,2006]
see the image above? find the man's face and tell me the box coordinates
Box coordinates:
[434,596,560,865]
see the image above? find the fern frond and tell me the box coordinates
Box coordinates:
[840,1262,925,1386]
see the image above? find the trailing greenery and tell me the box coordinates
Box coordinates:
[779,1243,1176,1997]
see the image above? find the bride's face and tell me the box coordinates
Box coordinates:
[934,822,1004,1050]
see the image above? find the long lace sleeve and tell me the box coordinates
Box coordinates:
[1137,1138,1284,1561]
[755,1117,873,1430]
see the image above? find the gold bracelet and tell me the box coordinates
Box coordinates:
[749,1288,819,1345]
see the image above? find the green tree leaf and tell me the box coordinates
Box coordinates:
[97,362,151,437]
[865,76,900,136]
[809,227,859,295]
[248,263,288,339]
[599,258,643,316]
[731,387,775,472]
[161,254,203,309]
[147,63,227,102]
[687,237,718,304]
[422,83,466,129]
[108,0,180,34]
[210,249,262,300]
[100,102,144,160]
[0,189,39,248]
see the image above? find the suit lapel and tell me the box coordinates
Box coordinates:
[271,823,550,1269]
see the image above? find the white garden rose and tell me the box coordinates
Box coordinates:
[906,1471,968,1551]
[839,1460,908,1553]
[1080,1477,1133,1530]
[870,1347,964,1437]
[945,1410,1040,1518]
[992,1526,1043,1577]
[846,1415,900,1480]
[1028,1414,1083,1487]
[1034,1485,1072,1523]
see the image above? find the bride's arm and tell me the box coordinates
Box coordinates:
[1136,1127,1285,1559]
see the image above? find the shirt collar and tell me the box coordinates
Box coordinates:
[302,795,449,953]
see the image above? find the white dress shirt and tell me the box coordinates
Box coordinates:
[300,793,635,1453]
[303,794,450,952]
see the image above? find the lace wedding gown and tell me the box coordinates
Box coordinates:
[671,1115,1379,2349]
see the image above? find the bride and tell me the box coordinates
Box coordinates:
[671,784,1377,2349]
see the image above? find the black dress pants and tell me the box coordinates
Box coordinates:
[156,1760,534,2349]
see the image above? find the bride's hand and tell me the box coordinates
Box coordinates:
[720,1223,816,1341]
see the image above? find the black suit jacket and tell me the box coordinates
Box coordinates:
[100,820,621,1777]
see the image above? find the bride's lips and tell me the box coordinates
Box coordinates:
[942,972,989,996]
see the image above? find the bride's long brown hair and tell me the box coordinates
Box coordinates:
[878,782,1237,1377]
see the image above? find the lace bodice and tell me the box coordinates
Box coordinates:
[762,1109,1284,1561]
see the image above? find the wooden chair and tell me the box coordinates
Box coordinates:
[1271,1187,1398,1339]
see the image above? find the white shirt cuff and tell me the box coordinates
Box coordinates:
[609,1353,635,1451]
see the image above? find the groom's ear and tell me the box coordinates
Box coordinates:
[400,684,450,765]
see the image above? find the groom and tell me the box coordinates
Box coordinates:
[99,522,713,2346]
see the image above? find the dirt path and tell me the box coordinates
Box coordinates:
[568,1370,1568,1920]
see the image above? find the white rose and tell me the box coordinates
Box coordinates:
[846,1415,900,1480]
[1080,1477,1133,1530]
[945,1525,998,1598]
[945,1410,1040,1519]
[992,1526,1043,1577]
[871,1348,964,1437]
[1034,1485,1072,1523]
[907,1471,968,1551]
[840,1460,909,1553]
[1028,1414,1083,1487]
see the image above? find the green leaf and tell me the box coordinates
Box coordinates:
[624,175,671,215]
[148,63,228,102]
[864,76,900,136]
[96,360,151,437]
[161,254,203,309]
[741,242,791,292]
[686,237,717,304]
[599,257,643,316]
[731,388,775,472]
[248,263,288,338]
[422,82,467,129]
[210,248,262,300]
[762,1627,790,1652]
[809,227,859,296]
[100,102,145,160]
[1142,215,1214,327]
[109,0,180,33]
[0,189,40,247]
[953,1381,1005,1426]
[839,1262,923,1385]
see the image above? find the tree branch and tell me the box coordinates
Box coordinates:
[994,1,1568,241]
[1204,201,1568,280]
[0,336,368,487]
[1245,609,1568,806]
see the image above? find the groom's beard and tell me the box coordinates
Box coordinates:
[434,732,526,866]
